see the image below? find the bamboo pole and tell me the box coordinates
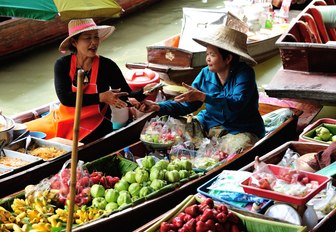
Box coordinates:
[66,69,84,232]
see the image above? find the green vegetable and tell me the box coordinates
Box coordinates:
[316,126,332,141]
[179,159,192,171]
[142,156,156,170]
[167,163,180,171]
[150,179,166,191]
[92,197,107,209]
[179,170,190,179]
[117,190,132,206]
[105,202,119,212]
[114,180,129,192]
[154,160,169,170]
[124,171,136,184]
[90,184,105,198]
[128,182,141,197]
[165,170,180,183]
[105,189,119,203]
[332,135,336,142]
[139,186,154,198]
[150,168,165,181]
[135,168,149,184]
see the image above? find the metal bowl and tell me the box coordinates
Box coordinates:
[0,115,15,147]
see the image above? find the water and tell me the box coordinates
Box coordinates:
[0,0,335,119]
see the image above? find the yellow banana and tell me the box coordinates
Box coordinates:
[4,223,14,229]
[31,222,51,231]
[22,224,28,232]
[12,223,23,232]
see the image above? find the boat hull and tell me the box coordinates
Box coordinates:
[71,102,303,231]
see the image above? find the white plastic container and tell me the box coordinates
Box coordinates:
[110,106,129,130]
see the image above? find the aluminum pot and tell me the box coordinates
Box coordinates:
[0,114,15,147]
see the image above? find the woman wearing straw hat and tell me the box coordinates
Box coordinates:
[138,25,265,145]
[26,18,150,144]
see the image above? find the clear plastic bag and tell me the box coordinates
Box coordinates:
[277,147,300,168]
[49,159,91,206]
[262,108,294,134]
[140,116,185,145]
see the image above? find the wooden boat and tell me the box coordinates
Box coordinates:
[126,8,301,85]
[67,102,304,231]
[0,99,304,230]
[135,141,335,232]
[239,141,335,232]
[265,0,336,105]
[0,103,156,198]
[0,0,160,61]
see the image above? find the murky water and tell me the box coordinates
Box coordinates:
[1,0,335,119]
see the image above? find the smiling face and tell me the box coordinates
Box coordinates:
[72,30,100,58]
[205,44,231,74]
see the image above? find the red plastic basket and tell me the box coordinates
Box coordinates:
[240,164,331,205]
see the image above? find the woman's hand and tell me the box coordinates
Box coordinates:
[137,100,160,113]
[174,83,205,102]
[99,89,129,108]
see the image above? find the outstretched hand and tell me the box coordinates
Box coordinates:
[174,83,205,102]
[137,100,160,113]
[99,89,129,108]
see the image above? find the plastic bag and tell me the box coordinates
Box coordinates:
[309,183,336,218]
[140,116,186,145]
[169,141,196,161]
[277,147,300,168]
[262,108,293,134]
[49,159,91,206]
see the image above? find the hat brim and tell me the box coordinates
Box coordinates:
[193,37,257,65]
[59,25,115,53]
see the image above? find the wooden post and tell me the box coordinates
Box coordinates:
[66,69,84,232]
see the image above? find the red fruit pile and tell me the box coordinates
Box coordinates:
[160,198,244,232]
[50,168,119,206]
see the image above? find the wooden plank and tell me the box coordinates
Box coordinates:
[265,68,336,106]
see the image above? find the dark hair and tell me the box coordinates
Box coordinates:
[218,47,239,65]
[68,33,81,53]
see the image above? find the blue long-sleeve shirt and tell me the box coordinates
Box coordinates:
[158,62,265,138]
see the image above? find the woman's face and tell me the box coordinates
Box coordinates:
[72,30,100,57]
[205,44,230,73]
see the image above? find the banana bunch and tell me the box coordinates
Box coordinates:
[30,222,51,232]
[11,199,28,215]
[74,206,105,225]
[0,206,16,224]
[25,185,59,205]
[0,223,28,232]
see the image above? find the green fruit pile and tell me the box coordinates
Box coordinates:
[313,126,336,143]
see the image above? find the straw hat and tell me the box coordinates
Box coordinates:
[193,25,257,65]
[59,18,115,53]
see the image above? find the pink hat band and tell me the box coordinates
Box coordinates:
[69,23,96,35]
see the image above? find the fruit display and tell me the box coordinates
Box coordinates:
[300,119,336,144]
[0,155,200,231]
